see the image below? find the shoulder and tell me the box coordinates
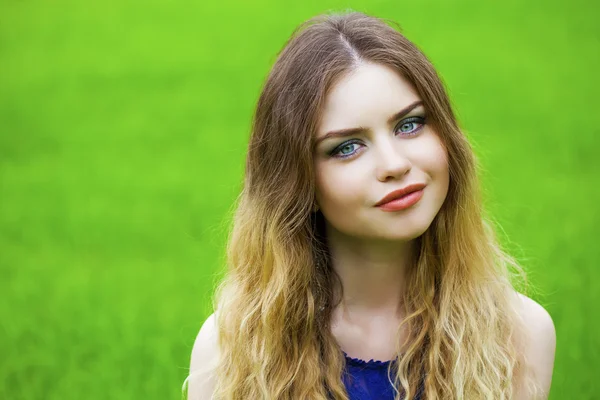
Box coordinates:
[188,312,220,400]
[514,292,556,357]
[512,292,557,399]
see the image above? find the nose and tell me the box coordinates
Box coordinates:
[374,137,412,182]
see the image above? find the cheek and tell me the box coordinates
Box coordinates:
[410,134,450,199]
[430,141,450,197]
[433,146,449,178]
[315,164,365,210]
[420,134,449,176]
[438,146,450,181]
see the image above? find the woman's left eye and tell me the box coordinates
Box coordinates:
[395,116,426,136]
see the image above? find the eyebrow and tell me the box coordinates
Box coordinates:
[315,100,424,145]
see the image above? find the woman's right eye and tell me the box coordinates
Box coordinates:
[329,140,363,159]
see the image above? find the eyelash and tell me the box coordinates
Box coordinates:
[328,116,427,159]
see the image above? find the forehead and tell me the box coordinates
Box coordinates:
[317,62,421,135]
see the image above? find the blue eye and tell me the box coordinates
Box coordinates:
[330,140,362,158]
[328,115,426,159]
[395,116,426,136]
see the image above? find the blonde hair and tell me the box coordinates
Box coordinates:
[189,10,542,400]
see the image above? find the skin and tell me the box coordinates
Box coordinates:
[187,61,556,400]
[311,61,556,398]
[313,61,450,362]
[187,302,556,400]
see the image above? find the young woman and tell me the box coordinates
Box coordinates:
[186,11,556,400]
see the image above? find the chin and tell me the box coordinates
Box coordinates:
[382,230,427,242]
[376,216,434,241]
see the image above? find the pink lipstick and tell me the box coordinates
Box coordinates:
[375,184,426,212]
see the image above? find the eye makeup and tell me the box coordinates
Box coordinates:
[326,114,427,159]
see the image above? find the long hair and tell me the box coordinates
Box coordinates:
[202,10,541,399]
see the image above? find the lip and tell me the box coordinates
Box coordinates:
[375,183,427,207]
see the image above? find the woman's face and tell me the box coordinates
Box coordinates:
[313,62,449,242]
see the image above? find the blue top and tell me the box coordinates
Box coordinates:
[342,352,424,400]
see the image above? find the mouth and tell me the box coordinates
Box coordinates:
[375,183,427,207]
[376,189,424,211]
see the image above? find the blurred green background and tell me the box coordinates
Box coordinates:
[1,0,598,399]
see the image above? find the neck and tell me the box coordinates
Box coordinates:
[325,224,416,317]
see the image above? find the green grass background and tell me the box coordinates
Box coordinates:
[1,0,598,398]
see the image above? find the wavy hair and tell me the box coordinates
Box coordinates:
[192,10,541,400]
